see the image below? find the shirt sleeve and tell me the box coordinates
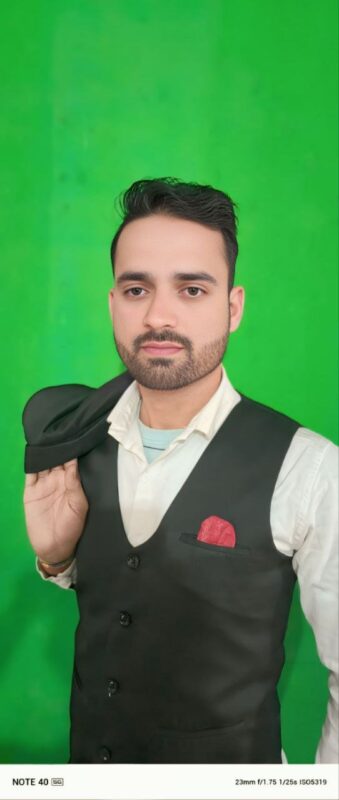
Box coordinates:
[291,437,338,763]
[35,556,77,590]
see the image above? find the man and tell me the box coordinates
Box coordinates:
[22,177,338,765]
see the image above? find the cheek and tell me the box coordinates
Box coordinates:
[215,301,229,328]
[195,302,228,333]
[113,304,140,334]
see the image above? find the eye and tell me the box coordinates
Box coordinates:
[182,286,206,297]
[123,287,147,297]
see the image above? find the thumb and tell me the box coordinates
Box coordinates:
[64,459,80,488]
[64,459,88,512]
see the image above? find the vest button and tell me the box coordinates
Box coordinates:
[98,745,111,762]
[107,679,119,697]
[127,553,140,569]
[119,610,132,627]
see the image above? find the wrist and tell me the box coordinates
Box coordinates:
[37,552,76,574]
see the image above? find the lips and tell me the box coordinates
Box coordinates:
[141,344,183,355]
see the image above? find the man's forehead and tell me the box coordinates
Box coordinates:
[115,214,227,254]
[113,217,229,280]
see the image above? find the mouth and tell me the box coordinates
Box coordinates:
[140,343,184,356]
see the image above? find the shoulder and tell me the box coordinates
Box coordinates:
[241,393,337,469]
[238,392,301,438]
[285,426,338,478]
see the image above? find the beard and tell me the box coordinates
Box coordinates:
[113,327,230,391]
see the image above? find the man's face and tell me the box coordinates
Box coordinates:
[108,214,244,390]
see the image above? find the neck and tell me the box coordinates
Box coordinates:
[137,364,223,429]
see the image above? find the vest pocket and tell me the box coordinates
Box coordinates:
[179,532,252,557]
[146,719,246,764]
[179,532,283,562]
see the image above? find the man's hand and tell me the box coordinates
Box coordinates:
[23,459,89,564]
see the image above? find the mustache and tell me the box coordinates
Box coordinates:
[134,332,192,349]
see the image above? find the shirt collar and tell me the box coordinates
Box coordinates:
[106,364,241,451]
[178,364,240,440]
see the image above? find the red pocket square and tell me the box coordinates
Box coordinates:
[197,516,236,548]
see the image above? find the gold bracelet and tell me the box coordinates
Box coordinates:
[39,554,75,569]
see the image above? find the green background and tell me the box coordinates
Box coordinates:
[0,0,337,764]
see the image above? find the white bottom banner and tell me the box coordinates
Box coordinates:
[0,764,338,800]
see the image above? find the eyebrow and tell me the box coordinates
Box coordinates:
[116,270,218,286]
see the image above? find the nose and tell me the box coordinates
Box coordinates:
[142,290,178,330]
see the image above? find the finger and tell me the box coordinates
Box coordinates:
[25,473,39,487]
[38,469,51,479]
[64,459,78,469]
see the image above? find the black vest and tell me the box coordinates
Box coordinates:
[22,373,300,764]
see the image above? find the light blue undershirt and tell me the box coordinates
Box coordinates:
[138,418,185,463]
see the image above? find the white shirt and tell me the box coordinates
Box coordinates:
[38,365,339,763]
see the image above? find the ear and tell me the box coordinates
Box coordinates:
[108,288,115,324]
[229,286,245,333]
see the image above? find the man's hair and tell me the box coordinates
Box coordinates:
[110,177,238,291]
